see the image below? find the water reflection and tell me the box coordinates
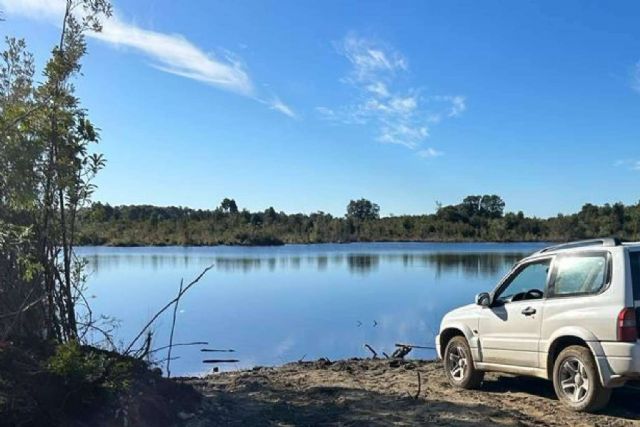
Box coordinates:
[84,250,526,278]
[347,254,380,274]
[77,242,547,375]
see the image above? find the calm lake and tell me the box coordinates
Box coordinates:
[76,242,547,376]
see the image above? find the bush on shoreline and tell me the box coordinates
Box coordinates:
[0,341,200,426]
[76,196,640,246]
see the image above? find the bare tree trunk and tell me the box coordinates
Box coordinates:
[59,187,77,338]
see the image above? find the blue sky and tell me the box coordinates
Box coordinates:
[1,0,640,217]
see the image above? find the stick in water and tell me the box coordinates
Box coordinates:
[166,278,184,378]
[124,265,214,354]
[364,344,378,359]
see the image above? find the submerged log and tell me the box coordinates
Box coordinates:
[202,359,239,364]
[392,342,437,359]
[394,343,436,350]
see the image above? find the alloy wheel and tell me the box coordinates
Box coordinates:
[558,356,590,403]
[448,344,468,381]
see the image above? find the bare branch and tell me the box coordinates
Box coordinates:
[76,320,116,350]
[166,278,183,378]
[0,292,43,320]
[124,264,214,354]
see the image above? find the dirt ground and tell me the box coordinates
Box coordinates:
[180,358,640,426]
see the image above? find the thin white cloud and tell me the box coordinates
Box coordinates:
[267,96,297,118]
[447,95,467,117]
[366,82,389,97]
[97,18,253,95]
[0,0,295,116]
[0,0,62,19]
[319,33,463,154]
[340,34,407,82]
[633,61,640,93]
[417,147,443,158]
[315,106,336,118]
[614,159,640,171]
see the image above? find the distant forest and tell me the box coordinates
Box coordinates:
[75,195,640,246]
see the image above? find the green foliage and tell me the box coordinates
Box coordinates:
[75,195,640,246]
[460,195,505,219]
[220,197,238,214]
[347,198,380,221]
[1,1,111,344]
[48,341,133,397]
[48,341,106,385]
[2,342,201,426]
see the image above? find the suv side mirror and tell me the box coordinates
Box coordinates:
[475,292,491,307]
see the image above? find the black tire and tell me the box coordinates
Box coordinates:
[443,336,484,389]
[552,345,612,412]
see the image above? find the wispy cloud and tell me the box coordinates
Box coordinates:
[266,96,297,118]
[633,61,640,93]
[97,19,253,95]
[318,33,464,155]
[340,34,407,82]
[614,159,640,171]
[417,148,443,158]
[0,0,295,116]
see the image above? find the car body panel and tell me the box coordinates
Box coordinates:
[479,299,544,367]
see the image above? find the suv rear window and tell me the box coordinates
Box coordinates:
[631,252,640,300]
[551,253,608,296]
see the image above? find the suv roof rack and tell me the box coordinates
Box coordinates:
[535,237,622,254]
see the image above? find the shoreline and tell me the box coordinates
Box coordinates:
[179,357,640,426]
[73,240,553,248]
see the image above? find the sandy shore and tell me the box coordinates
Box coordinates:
[180,358,640,426]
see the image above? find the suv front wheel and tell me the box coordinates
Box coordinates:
[552,345,611,412]
[443,336,484,389]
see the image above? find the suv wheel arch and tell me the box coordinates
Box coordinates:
[545,326,612,386]
[440,328,465,353]
[547,336,590,380]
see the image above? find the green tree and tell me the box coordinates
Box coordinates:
[461,194,505,219]
[0,0,111,343]
[220,197,238,214]
[346,198,380,221]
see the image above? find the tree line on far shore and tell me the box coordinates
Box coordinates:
[76,195,640,246]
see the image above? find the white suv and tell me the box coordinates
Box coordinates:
[436,238,640,412]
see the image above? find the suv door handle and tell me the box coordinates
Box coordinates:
[521,306,536,316]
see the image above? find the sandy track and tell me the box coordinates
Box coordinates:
[182,358,640,426]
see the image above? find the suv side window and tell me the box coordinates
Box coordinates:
[549,252,608,297]
[494,259,551,304]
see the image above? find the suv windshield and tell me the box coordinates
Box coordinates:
[631,251,640,300]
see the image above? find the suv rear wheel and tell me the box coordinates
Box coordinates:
[552,345,611,412]
[443,336,484,389]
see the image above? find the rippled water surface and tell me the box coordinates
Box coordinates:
[76,242,547,375]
